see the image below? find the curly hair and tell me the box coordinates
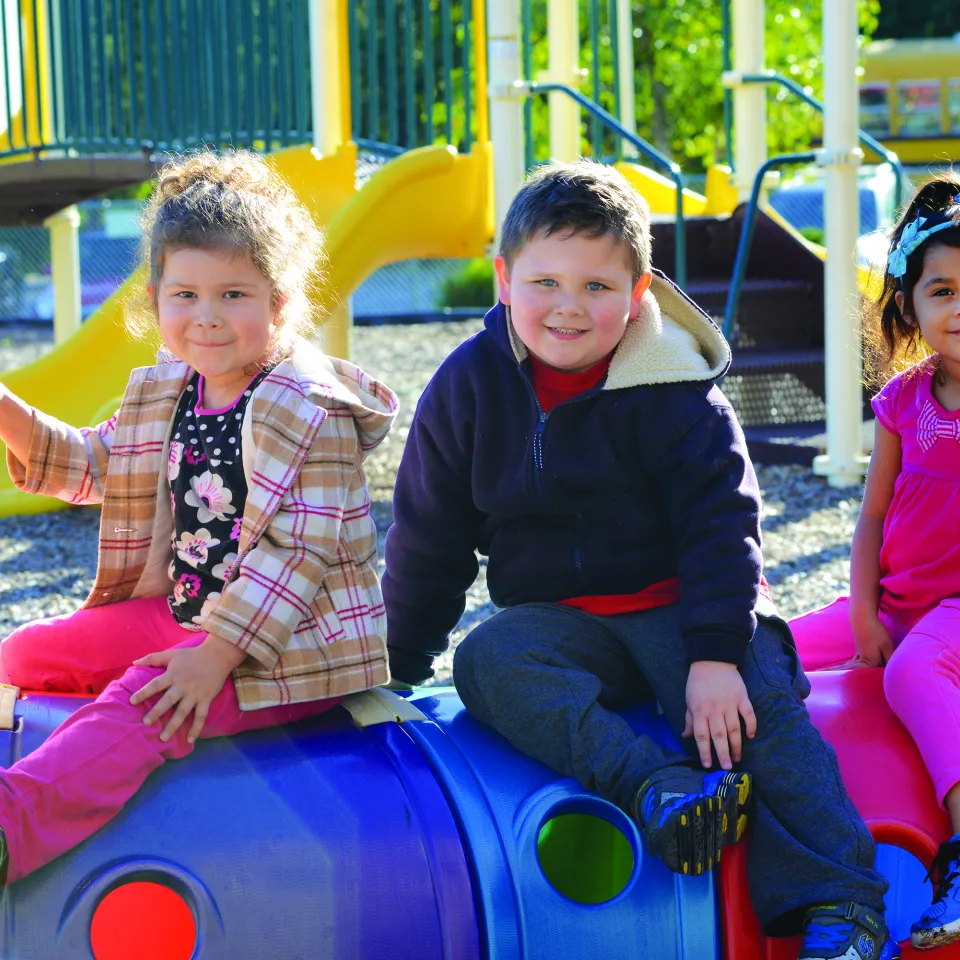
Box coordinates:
[126,150,327,357]
[863,172,960,387]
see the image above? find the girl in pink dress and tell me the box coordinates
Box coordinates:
[790,175,960,951]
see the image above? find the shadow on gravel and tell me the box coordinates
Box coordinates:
[757,466,862,535]
[762,542,853,586]
[0,572,93,605]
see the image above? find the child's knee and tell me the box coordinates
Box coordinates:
[0,623,45,686]
[884,632,951,713]
[742,620,810,705]
[452,628,525,714]
[114,661,165,704]
[452,630,492,696]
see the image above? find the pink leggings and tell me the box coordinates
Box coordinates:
[790,597,960,806]
[0,596,340,883]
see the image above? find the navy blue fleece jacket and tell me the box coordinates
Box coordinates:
[383,271,764,685]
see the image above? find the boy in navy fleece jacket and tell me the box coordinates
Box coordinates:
[383,162,896,958]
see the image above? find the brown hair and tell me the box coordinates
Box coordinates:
[863,173,960,386]
[127,150,327,359]
[499,160,651,281]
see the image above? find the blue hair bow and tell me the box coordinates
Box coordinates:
[888,196,960,280]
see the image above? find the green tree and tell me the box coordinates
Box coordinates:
[524,0,880,174]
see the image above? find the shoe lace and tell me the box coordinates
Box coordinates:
[926,841,960,904]
[802,921,853,952]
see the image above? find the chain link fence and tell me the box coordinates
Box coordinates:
[0,200,140,323]
[0,199,484,327]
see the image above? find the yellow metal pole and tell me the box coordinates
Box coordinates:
[473,0,490,144]
[21,0,54,148]
[338,0,352,146]
[44,206,81,345]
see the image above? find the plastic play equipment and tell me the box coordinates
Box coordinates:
[0,688,713,959]
[0,681,953,959]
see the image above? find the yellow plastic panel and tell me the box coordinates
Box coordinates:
[702,164,739,217]
[614,162,707,216]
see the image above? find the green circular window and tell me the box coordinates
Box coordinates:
[537,813,635,904]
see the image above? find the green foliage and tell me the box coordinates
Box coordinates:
[102,181,154,203]
[437,258,495,309]
[799,227,825,246]
[522,0,881,175]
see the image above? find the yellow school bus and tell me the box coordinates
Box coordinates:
[860,36,960,165]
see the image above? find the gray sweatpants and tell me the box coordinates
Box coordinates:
[452,601,888,936]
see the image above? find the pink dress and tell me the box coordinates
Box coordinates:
[873,357,960,630]
[790,356,960,804]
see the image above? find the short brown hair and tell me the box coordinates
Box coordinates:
[499,160,651,280]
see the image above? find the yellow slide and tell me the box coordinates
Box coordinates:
[0,141,493,516]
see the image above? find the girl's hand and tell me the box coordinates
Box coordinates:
[130,636,247,743]
[683,660,757,771]
[849,616,894,668]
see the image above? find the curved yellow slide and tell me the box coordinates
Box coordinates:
[0,140,493,516]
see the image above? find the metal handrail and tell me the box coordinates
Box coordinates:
[522,80,688,289]
[737,71,905,211]
[722,151,818,342]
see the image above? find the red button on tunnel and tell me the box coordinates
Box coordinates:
[90,881,196,960]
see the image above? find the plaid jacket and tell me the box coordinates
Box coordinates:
[7,340,398,709]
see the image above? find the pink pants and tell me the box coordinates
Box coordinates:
[0,596,340,883]
[791,597,960,806]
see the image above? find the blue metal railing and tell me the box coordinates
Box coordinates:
[721,151,818,341]
[0,0,313,162]
[739,71,905,210]
[524,80,687,289]
[721,72,906,343]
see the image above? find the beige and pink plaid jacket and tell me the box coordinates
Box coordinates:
[7,340,398,710]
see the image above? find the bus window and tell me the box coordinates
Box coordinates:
[897,80,942,136]
[949,79,960,134]
[859,83,891,136]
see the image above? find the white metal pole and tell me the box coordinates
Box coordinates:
[813,0,866,487]
[616,0,637,158]
[731,0,766,201]
[308,0,342,157]
[546,0,580,161]
[488,0,525,239]
[44,205,81,345]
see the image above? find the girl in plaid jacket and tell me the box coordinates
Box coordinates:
[0,151,398,884]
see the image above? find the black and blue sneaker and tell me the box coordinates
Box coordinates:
[799,903,900,960]
[634,764,751,875]
[911,835,960,950]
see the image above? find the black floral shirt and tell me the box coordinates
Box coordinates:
[166,368,271,626]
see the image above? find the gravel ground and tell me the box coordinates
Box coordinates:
[0,321,864,684]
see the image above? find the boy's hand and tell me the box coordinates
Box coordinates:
[847,615,894,668]
[130,636,247,743]
[683,660,757,771]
